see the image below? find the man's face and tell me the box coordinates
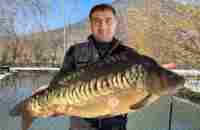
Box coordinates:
[90,9,117,42]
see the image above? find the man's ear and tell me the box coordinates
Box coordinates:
[115,16,119,26]
[88,18,93,33]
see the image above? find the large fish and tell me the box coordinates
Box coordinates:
[10,54,185,130]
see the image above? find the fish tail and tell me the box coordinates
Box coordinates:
[9,103,21,116]
[9,100,26,116]
[21,112,34,130]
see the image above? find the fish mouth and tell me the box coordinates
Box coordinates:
[167,74,185,96]
[159,69,185,96]
[169,77,185,96]
[168,72,185,87]
[164,68,185,86]
[129,93,152,110]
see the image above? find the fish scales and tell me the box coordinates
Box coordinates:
[122,73,131,88]
[75,82,82,102]
[32,65,137,107]
[66,87,73,105]
[71,86,78,103]
[67,65,144,105]
[90,79,99,97]
[80,82,88,101]
[32,64,147,107]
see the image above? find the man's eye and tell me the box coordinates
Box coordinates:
[92,18,114,25]
[92,19,101,24]
[95,20,102,24]
[92,18,100,22]
[106,19,113,24]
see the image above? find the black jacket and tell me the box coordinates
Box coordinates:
[50,35,142,130]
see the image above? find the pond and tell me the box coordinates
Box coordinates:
[0,71,200,130]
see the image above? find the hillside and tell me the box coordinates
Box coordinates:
[127,0,200,69]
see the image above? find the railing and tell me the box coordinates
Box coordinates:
[0,68,200,89]
[7,68,200,76]
[172,69,200,92]
[172,69,200,77]
[10,67,60,71]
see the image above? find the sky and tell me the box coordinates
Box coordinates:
[14,0,114,33]
[46,0,113,30]
[174,0,200,5]
[45,0,199,30]
[14,0,200,33]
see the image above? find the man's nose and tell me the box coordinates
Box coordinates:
[98,21,107,29]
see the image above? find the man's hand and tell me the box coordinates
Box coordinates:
[32,84,49,94]
[162,63,176,69]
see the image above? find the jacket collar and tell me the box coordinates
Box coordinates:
[87,34,119,48]
[87,34,120,59]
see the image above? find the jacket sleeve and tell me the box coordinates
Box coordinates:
[49,46,76,86]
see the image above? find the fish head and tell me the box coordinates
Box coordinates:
[129,55,185,95]
[125,63,185,111]
[146,65,185,95]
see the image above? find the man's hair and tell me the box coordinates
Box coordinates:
[89,3,116,20]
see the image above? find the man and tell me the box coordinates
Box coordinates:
[49,3,175,130]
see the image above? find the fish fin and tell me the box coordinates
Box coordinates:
[21,112,35,130]
[10,99,27,117]
[129,93,152,110]
[98,114,113,119]
[9,103,22,116]
[174,87,200,105]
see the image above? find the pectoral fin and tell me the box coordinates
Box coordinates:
[129,93,152,110]
[129,92,161,110]
[174,87,200,105]
[21,113,35,130]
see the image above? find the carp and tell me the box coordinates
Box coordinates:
[9,54,185,130]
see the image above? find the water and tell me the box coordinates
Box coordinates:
[0,72,200,130]
[0,72,70,130]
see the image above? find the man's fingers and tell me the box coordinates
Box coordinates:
[162,63,176,69]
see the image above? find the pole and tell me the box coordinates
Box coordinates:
[168,96,173,130]
[63,0,66,55]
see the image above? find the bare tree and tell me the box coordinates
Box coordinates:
[49,34,63,66]
[0,0,49,65]
[128,0,200,68]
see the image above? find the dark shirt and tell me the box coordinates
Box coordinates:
[92,36,113,57]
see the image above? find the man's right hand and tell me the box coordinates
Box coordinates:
[162,63,176,69]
